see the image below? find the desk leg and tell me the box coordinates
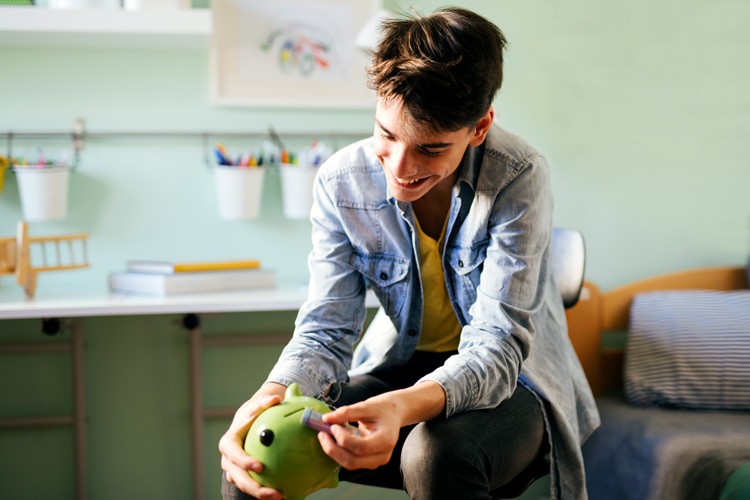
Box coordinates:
[187,317,205,500]
[0,320,87,499]
[72,320,88,500]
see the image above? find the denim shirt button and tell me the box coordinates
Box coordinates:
[408,328,418,337]
[458,260,464,268]
[379,271,389,280]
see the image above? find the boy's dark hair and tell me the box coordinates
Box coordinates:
[368,7,507,133]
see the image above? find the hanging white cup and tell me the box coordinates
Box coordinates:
[280,164,318,220]
[213,165,265,220]
[13,165,71,221]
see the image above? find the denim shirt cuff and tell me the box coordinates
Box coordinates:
[416,374,461,418]
[267,357,328,401]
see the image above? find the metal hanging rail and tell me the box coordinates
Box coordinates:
[1,118,372,168]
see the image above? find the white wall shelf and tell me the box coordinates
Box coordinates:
[0,6,211,49]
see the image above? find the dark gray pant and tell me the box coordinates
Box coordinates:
[222,351,548,500]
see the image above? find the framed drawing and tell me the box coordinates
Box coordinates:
[211,0,381,108]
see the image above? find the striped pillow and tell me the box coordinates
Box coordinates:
[624,290,750,410]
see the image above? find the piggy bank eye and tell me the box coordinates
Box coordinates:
[259,429,274,447]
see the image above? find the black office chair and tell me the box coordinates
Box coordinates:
[550,227,586,309]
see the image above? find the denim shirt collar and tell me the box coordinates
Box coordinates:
[457,138,486,193]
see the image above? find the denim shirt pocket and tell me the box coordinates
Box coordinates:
[351,252,410,318]
[447,239,489,306]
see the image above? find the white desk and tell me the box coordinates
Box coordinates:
[0,285,379,319]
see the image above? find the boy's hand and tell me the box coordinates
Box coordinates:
[317,395,403,470]
[317,381,447,471]
[218,384,286,499]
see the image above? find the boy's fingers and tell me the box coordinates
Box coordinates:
[318,432,392,470]
[223,458,282,500]
[323,403,370,425]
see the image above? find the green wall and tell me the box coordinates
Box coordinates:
[1,0,748,499]
[2,0,748,292]
[0,46,373,291]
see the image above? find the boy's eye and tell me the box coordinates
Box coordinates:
[420,148,441,158]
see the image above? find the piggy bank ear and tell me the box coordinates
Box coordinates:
[285,383,303,400]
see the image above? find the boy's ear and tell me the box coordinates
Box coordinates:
[469,107,495,146]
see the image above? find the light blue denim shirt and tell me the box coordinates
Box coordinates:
[267,124,600,499]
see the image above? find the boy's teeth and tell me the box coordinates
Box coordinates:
[397,177,420,184]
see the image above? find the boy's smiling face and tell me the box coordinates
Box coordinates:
[372,97,493,203]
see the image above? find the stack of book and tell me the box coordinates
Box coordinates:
[108,259,275,296]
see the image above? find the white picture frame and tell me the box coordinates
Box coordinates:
[211,0,381,108]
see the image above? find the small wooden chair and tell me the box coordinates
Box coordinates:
[0,221,90,298]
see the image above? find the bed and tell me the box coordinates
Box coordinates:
[563,266,750,500]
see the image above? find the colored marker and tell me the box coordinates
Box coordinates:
[300,409,361,437]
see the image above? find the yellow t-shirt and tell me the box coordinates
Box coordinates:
[414,215,462,352]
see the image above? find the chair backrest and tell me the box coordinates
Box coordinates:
[551,228,586,309]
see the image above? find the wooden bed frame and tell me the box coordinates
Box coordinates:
[563,266,748,396]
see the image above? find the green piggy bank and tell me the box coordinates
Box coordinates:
[244,383,340,500]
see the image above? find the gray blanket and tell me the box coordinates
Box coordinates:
[582,394,750,500]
